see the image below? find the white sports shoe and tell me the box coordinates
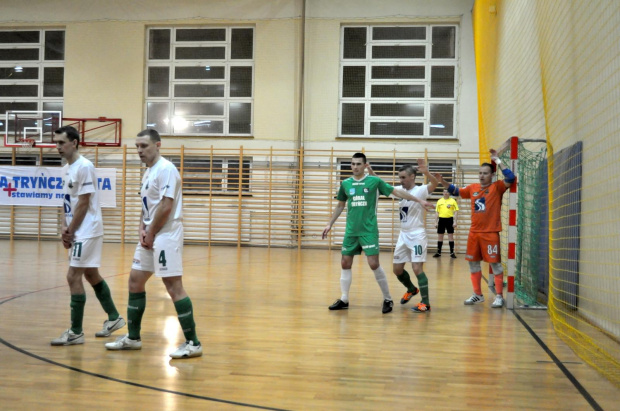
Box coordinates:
[95,317,126,337]
[464,294,485,305]
[492,295,505,308]
[105,334,142,350]
[51,329,84,346]
[169,341,203,359]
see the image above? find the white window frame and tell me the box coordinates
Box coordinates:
[0,29,64,118]
[338,24,459,140]
[145,26,254,137]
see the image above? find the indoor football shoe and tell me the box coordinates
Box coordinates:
[95,316,126,337]
[411,302,431,313]
[382,299,394,314]
[464,294,485,305]
[105,334,142,350]
[170,341,203,359]
[328,299,349,310]
[432,253,441,258]
[51,329,84,346]
[450,253,457,258]
[400,287,420,304]
[492,295,505,308]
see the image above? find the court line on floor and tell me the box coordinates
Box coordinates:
[0,269,291,411]
[480,275,603,411]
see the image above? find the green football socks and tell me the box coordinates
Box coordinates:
[92,280,120,321]
[127,292,146,340]
[174,297,200,346]
[70,294,86,334]
[397,269,417,293]
[417,272,429,305]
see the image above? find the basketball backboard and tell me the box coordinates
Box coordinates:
[3,110,62,148]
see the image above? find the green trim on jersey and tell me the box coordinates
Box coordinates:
[337,175,394,237]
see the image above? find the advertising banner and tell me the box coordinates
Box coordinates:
[0,166,117,207]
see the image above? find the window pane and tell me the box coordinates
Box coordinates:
[342,66,365,98]
[371,84,424,98]
[370,122,423,136]
[175,102,224,116]
[231,29,254,59]
[148,67,169,97]
[0,67,38,80]
[430,66,455,98]
[175,66,225,79]
[44,31,65,60]
[146,102,170,134]
[176,47,225,60]
[0,102,38,114]
[371,103,423,117]
[371,66,424,79]
[175,120,223,134]
[0,85,38,97]
[372,45,425,59]
[230,66,252,97]
[0,31,39,43]
[149,29,171,60]
[372,27,426,40]
[0,48,39,61]
[43,67,63,97]
[432,26,456,59]
[229,102,251,134]
[174,84,224,97]
[227,159,251,191]
[43,102,63,113]
[430,104,454,136]
[176,29,225,42]
[343,27,366,59]
[341,103,364,135]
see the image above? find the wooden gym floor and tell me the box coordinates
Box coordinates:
[0,240,618,410]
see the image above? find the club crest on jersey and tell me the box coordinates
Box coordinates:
[363,188,369,193]
[474,197,486,212]
[68,181,73,189]
[349,188,355,195]
[473,191,479,196]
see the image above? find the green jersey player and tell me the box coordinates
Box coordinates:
[322,153,433,313]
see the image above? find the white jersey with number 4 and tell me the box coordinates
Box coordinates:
[62,155,103,239]
[140,157,183,232]
[394,184,429,235]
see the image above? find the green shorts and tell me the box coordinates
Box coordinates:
[341,234,380,256]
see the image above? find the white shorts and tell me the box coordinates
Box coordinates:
[393,231,427,264]
[68,235,103,268]
[132,222,183,277]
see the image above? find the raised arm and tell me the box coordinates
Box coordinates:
[417,158,439,193]
[490,148,516,188]
[365,163,377,176]
[322,200,346,239]
[391,187,434,210]
[435,173,460,197]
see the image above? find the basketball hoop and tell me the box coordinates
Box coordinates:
[17,138,36,153]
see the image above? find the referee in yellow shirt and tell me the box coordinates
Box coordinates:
[434,189,459,258]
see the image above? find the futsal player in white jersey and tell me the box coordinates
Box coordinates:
[105,129,202,359]
[368,159,439,313]
[51,126,125,346]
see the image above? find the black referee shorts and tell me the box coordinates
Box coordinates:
[437,217,454,234]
